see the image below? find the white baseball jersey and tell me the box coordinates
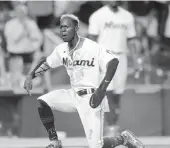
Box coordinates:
[88,6,136,93]
[46,38,117,90]
[88,5,136,53]
[38,38,118,148]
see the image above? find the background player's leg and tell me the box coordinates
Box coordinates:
[104,54,127,136]
[105,92,121,136]
[105,92,121,126]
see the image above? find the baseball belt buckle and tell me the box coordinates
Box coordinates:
[87,89,91,94]
[77,88,95,96]
[88,88,95,94]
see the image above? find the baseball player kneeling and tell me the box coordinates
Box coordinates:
[24,14,144,148]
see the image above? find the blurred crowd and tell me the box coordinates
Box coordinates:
[0,0,170,89]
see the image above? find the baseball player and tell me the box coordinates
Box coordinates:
[24,14,144,148]
[88,1,141,134]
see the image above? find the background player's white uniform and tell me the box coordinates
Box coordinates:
[38,38,118,148]
[88,6,136,94]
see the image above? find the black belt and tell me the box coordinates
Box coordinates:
[77,88,95,96]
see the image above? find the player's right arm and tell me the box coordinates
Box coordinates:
[24,46,62,95]
[26,58,50,78]
[24,58,50,95]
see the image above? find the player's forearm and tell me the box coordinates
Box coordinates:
[28,58,50,79]
[99,58,119,91]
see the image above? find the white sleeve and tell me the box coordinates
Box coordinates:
[46,47,63,68]
[99,47,119,72]
[127,15,136,38]
[88,13,100,35]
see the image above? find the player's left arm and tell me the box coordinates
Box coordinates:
[98,57,119,91]
[89,48,119,108]
[89,57,119,108]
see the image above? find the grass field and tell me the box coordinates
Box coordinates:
[0,137,170,148]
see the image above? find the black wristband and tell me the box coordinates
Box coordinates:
[28,58,47,79]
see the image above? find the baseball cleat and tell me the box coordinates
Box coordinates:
[46,140,62,148]
[121,130,145,148]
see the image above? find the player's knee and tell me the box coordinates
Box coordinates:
[37,99,54,119]
[37,97,49,108]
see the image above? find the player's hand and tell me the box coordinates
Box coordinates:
[24,75,33,96]
[89,88,106,108]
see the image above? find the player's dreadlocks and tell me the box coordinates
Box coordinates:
[60,14,80,28]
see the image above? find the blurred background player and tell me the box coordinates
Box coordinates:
[4,4,43,87]
[88,1,141,136]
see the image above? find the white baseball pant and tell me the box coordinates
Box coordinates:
[38,89,105,148]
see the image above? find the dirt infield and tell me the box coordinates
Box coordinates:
[0,137,170,148]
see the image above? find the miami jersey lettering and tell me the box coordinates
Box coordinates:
[104,21,128,30]
[63,57,95,67]
[46,38,117,89]
[88,5,136,53]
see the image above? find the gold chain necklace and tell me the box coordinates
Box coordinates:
[69,36,80,56]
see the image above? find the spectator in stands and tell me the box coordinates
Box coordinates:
[26,1,55,30]
[154,1,170,73]
[160,1,170,52]
[0,1,14,29]
[0,35,7,86]
[154,1,168,41]
[0,1,14,86]
[4,4,42,87]
[127,1,158,83]
[128,1,155,52]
